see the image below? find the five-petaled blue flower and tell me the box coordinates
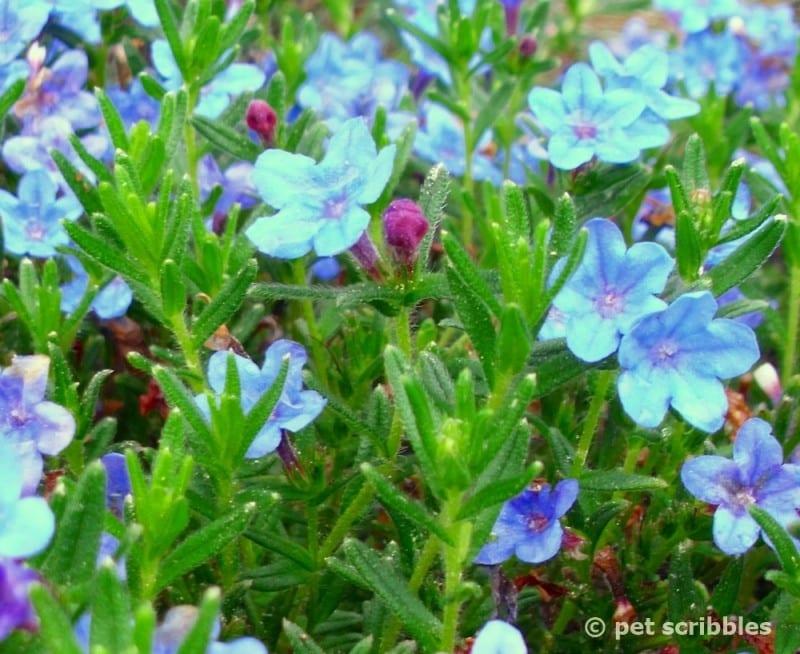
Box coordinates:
[618,291,760,433]
[0,439,54,558]
[543,218,674,363]
[246,117,396,258]
[474,479,579,565]
[528,63,647,170]
[681,417,800,555]
[195,340,326,459]
[472,620,528,654]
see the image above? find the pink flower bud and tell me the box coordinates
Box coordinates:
[246,100,277,146]
[383,199,429,270]
[519,36,538,58]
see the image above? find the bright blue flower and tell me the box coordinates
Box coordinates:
[100,452,130,518]
[0,558,38,641]
[298,32,411,132]
[681,417,800,555]
[608,17,669,58]
[472,620,528,654]
[196,340,326,459]
[0,1,48,65]
[152,40,265,119]
[528,63,647,170]
[542,218,674,363]
[310,257,341,281]
[670,30,745,99]
[415,103,502,183]
[0,355,75,494]
[106,79,161,129]
[246,117,396,258]
[198,155,258,217]
[474,479,579,565]
[618,291,759,433]
[654,0,739,33]
[589,41,699,148]
[0,170,83,258]
[0,439,54,558]
[60,255,134,320]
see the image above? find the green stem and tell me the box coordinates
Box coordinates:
[570,370,614,478]
[317,483,374,562]
[395,306,412,357]
[185,85,200,195]
[172,314,202,389]
[292,260,330,388]
[439,497,472,652]
[783,262,800,385]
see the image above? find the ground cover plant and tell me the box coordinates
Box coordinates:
[1,0,800,652]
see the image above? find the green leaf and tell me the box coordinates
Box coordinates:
[473,81,514,146]
[750,504,800,576]
[348,636,375,654]
[0,77,24,120]
[152,366,213,443]
[495,304,531,376]
[282,619,327,654]
[191,259,257,348]
[192,115,262,162]
[675,209,703,282]
[161,259,187,318]
[361,463,453,544]
[501,181,531,241]
[51,149,103,215]
[154,0,188,77]
[91,563,133,652]
[773,591,800,653]
[667,542,702,624]
[710,557,743,615]
[415,164,451,277]
[41,462,106,585]
[583,499,630,548]
[245,529,315,572]
[175,588,221,654]
[706,215,785,295]
[220,0,254,54]
[456,463,539,520]
[244,560,311,592]
[156,504,255,592]
[681,134,710,195]
[28,585,83,654]
[528,338,596,398]
[579,469,667,492]
[664,165,690,217]
[418,350,455,412]
[338,539,442,652]
[96,87,131,152]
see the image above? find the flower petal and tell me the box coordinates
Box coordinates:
[712,505,760,555]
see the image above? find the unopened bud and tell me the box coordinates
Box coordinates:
[519,36,538,58]
[246,99,277,146]
[383,199,429,270]
[753,362,782,405]
[349,232,382,281]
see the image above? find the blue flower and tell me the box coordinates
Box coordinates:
[246,117,396,258]
[472,620,528,654]
[0,170,83,258]
[528,63,648,170]
[681,417,800,555]
[589,41,699,148]
[670,30,745,99]
[654,0,739,33]
[0,2,49,66]
[542,218,674,363]
[60,255,134,320]
[0,439,54,558]
[100,452,130,519]
[0,355,75,494]
[474,479,579,565]
[617,291,760,433]
[106,79,161,129]
[0,558,39,641]
[196,340,326,459]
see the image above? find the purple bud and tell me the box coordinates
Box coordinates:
[246,100,277,146]
[519,35,538,58]
[0,559,39,640]
[349,232,382,280]
[383,199,429,270]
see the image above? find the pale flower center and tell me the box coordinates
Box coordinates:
[595,289,624,318]
[528,512,549,533]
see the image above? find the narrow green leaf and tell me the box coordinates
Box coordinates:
[773,591,800,654]
[415,164,451,277]
[750,504,800,576]
[361,463,452,544]
[66,135,113,185]
[584,499,630,548]
[681,134,710,194]
[245,529,316,572]
[154,0,188,77]
[282,619,327,654]
[667,543,702,624]
[579,469,667,492]
[707,214,786,295]
[161,259,187,318]
[51,149,103,214]
[418,350,455,411]
[710,557,743,615]
[192,115,261,162]
[473,81,514,145]
[191,258,257,348]
[156,505,255,592]
[502,181,530,241]
[457,463,538,520]
[495,304,531,376]
[28,585,84,654]
[41,462,106,585]
[675,209,703,282]
[220,0,254,54]
[665,165,690,217]
[0,77,24,120]
[341,539,442,651]
[245,560,310,592]
[152,365,213,442]
[96,88,130,152]
[175,588,221,654]
[91,563,133,652]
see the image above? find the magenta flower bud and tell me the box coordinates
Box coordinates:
[349,231,382,280]
[246,99,277,146]
[383,199,429,270]
[519,35,538,58]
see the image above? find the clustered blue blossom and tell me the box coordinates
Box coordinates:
[681,418,800,555]
[60,255,134,321]
[475,479,579,565]
[246,117,396,258]
[472,620,528,654]
[195,340,326,458]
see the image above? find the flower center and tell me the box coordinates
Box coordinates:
[324,197,348,220]
[595,289,623,318]
[8,407,28,427]
[654,339,679,364]
[528,512,549,533]
[26,220,46,241]
[572,123,597,139]
[731,487,756,511]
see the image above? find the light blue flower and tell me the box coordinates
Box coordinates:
[472,620,528,654]
[195,340,326,459]
[0,170,83,258]
[474,479,578,565]
[654,0,739,33]
[681,417,800,555]
[246,117,396,258]
[0,1,49,65]
[60,255,134,320]
[528,63,647,169]
[670,30,745,99]
[618,291,759,433]
[0,439,54,558]
[542,218,674,363]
